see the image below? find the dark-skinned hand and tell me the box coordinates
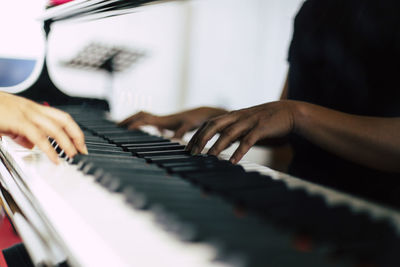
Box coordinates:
[186,101,297,164]
[118,107,227,138]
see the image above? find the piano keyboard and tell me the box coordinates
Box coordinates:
[1,106,400,267]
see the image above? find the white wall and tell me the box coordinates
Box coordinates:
[0,0,304,119]
[184,0,303,110]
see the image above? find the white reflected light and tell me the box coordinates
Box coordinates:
[0,0,46,59]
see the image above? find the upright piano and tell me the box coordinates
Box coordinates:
[1,1,400,267]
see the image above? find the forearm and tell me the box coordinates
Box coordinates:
[294,101,400,173]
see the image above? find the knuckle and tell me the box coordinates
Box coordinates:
[57,111,72,122]
[51,127,64,138]
[222,129,234,138]
[207,119,217,128]
[64,112,73,121]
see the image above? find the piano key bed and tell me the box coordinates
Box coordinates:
[1,106,400,267]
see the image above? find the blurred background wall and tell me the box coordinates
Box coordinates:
[0,0,304,120]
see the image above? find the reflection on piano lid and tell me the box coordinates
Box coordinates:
[1,106,400,267]
[42,0,174,23]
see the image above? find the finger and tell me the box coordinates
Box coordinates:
[173,124,192,139]
[127,121,148,130]
[126,114,158,130]
[207,121,253,156]
[118,113,142,126]
[41,107,87,155]
[189,116,237,155]
[31,113,78,158]
[186,122,207,152]
[21,123,60,164]
[230,130,260,164]
[118,111,149,126]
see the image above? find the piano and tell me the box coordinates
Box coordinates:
[1,1,400,267]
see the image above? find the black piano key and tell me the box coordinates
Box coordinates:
[108,136,165,142]
[187,173,278,193]
[104,174,193,193]
[166,163,243,175]
[71,154,144,165]
[94,129,145,135]
[127,145,186,154]
[87,151,133,157]
[148,155,197,164]
[91,162,160,172]
[122,142,181,149]
[116,139,171,146]
[123,185,207,209]
[84,137,110,143]
[84,134,108,139]
[83,163,164,176]
[136,150,190,158]
[87,147,130,154]
[86,143,121,150]
[85,141,113,146]
[78,157,146,167]
[159,156,220,167]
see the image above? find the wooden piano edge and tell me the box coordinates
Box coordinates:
[0,143,78,267]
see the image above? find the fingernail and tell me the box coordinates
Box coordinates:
[191,146,198,155]
[83,144,88,155]
[230,157,237,164]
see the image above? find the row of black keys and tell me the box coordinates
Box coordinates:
[56,106,400,267]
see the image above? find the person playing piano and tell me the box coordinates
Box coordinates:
[120,0,400,202]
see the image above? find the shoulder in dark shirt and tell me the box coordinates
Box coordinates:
[286,0,400,206]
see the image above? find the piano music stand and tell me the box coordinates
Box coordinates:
[61,43,145,113]
[16,21,110,109]
[19,0,161,108]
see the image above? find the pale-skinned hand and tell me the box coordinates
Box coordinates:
[0,92,87,164]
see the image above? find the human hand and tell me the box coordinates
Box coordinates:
[0,92,87,164]
[186,101,298,164]
[118,107,228,139]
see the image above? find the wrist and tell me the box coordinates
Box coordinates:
[290,100,310,135]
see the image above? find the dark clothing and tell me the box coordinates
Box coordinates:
[287,0,400,206]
